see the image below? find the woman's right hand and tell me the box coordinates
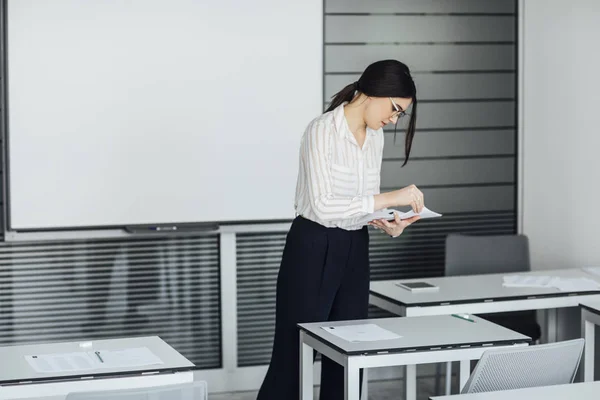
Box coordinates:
[374,184,424,214]
[392,184,424,213]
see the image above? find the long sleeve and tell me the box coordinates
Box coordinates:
[374,134,384,196]
[301,121,374,222]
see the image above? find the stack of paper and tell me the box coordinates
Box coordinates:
[321,324,401,342]
[503,275,600,292]
[357,206,442,227]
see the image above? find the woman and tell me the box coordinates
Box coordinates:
[257,59,423,399]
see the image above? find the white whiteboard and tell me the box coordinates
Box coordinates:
[6,0,322,230]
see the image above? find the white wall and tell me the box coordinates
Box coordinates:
[520,0,600,271]
[519,0,600,352]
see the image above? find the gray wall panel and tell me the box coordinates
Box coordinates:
[326,0,515,14]
[414,186,515,214]
[326,73,515,101]
[323,101,515,129]
[326,16,515,43]
[400,101,515,129]
[326,44,515,72]
[381,158,515,187]
[383,130,515,159]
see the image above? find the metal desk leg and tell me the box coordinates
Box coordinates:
[361,368,368,399]
[345,359,360,400]
[459,360,470,392]
[546,308,558,343]
[405,365,417,400]
[584,319,596,382]
[300,333,313,400]
[445,362,452,395]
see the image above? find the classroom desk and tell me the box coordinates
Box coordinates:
[299,315,530,400]
[0,336,194,400]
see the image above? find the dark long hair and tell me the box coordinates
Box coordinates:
[326,60,418,166]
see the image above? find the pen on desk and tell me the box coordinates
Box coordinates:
[452,314,475,323]
[95,351,104,363]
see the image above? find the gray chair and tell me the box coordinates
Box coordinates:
[462,339,584,393]
[65,381,207,400]
[446,233,531,276]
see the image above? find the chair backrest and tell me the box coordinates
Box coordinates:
[445,234,531,276]
[65,381,207,400]
[462,339,584,394]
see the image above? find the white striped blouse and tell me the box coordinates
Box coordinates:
[294,103,384,231]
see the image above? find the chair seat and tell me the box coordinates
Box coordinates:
[479,310,542,341]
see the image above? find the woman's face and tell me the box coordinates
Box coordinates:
[364,96,412,131]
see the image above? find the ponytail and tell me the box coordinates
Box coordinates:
[324,81,358,113]
[401,96,417,167]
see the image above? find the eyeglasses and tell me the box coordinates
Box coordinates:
[390,97,407,121]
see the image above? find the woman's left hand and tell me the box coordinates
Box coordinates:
[368,212,420,238]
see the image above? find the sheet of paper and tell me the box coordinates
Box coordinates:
[502,275,555,288]
[94,347,163,369]
[24,347,163,373]
[550,277,600,292]
[25,352,99,373]
[356,209,395,226]
[357,206,442,226]
[503,275,600,292]
[321,324,401,342]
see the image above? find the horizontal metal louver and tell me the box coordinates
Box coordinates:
[0,235,221,369]
[236,232,284,367]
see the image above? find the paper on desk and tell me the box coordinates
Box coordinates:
[357,206,442,226]
[321,324,401,342]
[25,352,98,373]
[550,277,600,292]
[502,275,600,292]
[95,347,164,368]
[24,347,163,373]
[502,275,555,288]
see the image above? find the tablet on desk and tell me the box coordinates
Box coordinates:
[395,281,439,293]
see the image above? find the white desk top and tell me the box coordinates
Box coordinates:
[298,315,530,355]
[430,381,600,399]
[371,268,600,307]
[0,336,194,384]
